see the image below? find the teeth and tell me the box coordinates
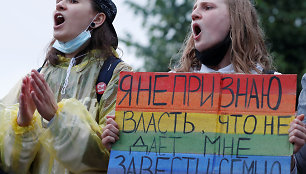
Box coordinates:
[57,15,63,19]
[55,14,65,25]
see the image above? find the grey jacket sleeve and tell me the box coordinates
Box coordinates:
[295,73,306,173]
[296,145,306,174]
[297,74,306,122]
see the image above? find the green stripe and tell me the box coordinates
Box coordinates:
[113,131,292,156]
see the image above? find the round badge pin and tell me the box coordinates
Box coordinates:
[96,82,107,94]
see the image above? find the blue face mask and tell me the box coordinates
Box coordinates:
[53,30,91,54]
[52,14,99,54]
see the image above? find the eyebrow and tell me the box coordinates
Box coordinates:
[195,1,216,9]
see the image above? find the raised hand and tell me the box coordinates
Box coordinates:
[102,115,120,151]
[18,76,36,127]
[289,114,306,153]
[30,70,58,121]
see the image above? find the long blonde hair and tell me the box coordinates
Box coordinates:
[172,0,273,73]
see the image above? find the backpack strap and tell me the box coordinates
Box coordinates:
[37,67,42,73]
[37,60,47,73]
[96,56,122,103]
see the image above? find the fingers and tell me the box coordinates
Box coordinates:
[24,76,31,96]
[289,127,306,143]
[289,117,306,133]
[30,70,53,104]
[21,76,30,94]
[19,93,27,115]
[20,76,31,112]
[28,70,57,120]
[106,115,115,119]
[30,69,53,99]
[31,70,46,85]
[102,137,114,151]
[102,119,119,140]
[102,128,118,151]
[30,70,45,99]
[18,76,35,126]
[102,117,120,151]
[289,135,305,147]
[32,70,53,93]
[105,115,116,127]
[296,114,305,122]
[289,115,306,153]
[290,133,306,154]
[31,90,41,108]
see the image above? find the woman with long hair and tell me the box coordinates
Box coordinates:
[173,0,273,74]
[0,0,131,173]
[171,0,305,173]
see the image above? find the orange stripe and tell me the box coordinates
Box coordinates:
[116,92,296,114]
[118,72,296,94]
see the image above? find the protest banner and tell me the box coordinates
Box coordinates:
[108,72,296,174]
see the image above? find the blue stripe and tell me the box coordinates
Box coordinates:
[108,150,290,174]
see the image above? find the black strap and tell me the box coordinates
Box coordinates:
[96,56,122,102]
[37,67,42,73]
[37,60,47,73]
[262,69,276,74]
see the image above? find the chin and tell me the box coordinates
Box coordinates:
[194,45,206,52]
[53,31,68,42]
[54,35,68,42]
[53,33,61,41]
[195,43,214,52]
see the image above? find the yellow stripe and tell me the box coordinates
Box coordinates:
[116,111,294,135]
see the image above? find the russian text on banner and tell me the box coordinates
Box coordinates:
[108,72,296,174]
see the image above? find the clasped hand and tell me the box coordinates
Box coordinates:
[17,70,58,127]
[289,114,306,154]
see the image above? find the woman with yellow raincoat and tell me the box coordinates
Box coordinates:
[0,0,131,173]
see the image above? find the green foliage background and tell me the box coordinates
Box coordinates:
[122,0,306,95]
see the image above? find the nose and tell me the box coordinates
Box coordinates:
[56,0,67,11]
[191,9,201,21]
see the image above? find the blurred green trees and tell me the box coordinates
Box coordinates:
[122,0,192,72]
[256,0,306,77]
[122,0,306,92]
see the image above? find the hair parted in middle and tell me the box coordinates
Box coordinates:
[172,0,273,73]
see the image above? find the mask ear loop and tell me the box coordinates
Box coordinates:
[87,13,100,31]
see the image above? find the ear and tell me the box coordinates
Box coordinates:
[92,13,106,28]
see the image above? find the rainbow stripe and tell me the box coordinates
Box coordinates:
[108,72,296,173]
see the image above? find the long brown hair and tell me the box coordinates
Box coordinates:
[172,0,273,73]
[45,0,118,65]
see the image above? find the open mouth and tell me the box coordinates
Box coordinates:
[54,13,65,26]
[193,24,202,37]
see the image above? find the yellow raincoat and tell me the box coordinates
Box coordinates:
[0,50,132,174]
